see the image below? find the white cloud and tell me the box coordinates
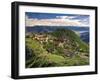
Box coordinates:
[25,15,89,27]
[56,16,77,20]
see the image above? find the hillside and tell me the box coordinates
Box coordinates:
[25,28,89,68]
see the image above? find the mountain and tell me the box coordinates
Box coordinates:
[26,26,89,33]
[80,32,89,43]
[51,28,89,51]
[26,25,89,44]
[25,28,89,68]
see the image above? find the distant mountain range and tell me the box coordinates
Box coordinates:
[26,26,89,43]
[26,26,89,33]
[80,32,89,43]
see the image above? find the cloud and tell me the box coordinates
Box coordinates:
[25,15,89,27]
[56,16,77,19]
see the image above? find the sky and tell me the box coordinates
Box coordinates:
[25,12,89,27]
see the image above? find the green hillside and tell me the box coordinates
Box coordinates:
[25,28,89,68]
[51,29,89,52]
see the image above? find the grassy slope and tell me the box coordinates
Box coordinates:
[26,38,66,68]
